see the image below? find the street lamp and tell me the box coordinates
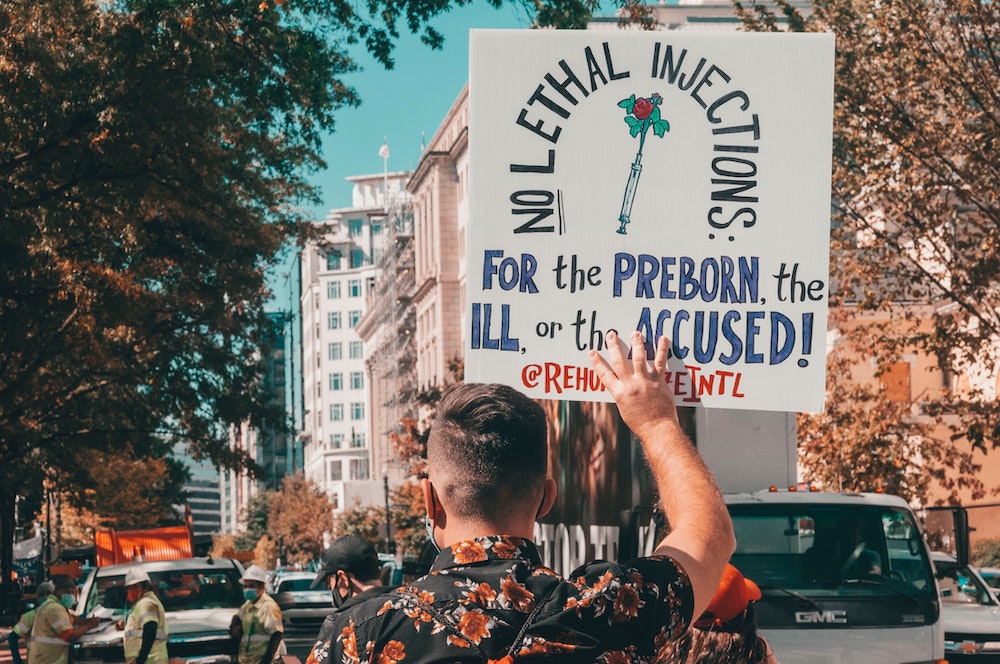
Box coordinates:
[382,467,396,555]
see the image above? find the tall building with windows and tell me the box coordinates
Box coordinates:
[300,171,411,511]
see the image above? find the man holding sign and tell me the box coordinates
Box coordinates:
[305,331,734,663]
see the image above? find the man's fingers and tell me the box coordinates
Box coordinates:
[652,335,669,375]
[629,331,648,373]
[604,330,629,374]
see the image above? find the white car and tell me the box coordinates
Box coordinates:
[932,551,1000,662]
[72,557,245,664]
[268,571,335,634]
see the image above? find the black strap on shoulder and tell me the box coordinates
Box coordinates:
[505,583,561,658]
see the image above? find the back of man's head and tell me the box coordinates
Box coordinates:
[427,383,548,522]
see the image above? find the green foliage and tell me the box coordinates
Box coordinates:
[972,538,1000,568]
[334,500,386,551]
[234,491,273,552]
[738,0,1000,504]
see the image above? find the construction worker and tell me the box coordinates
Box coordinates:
[119,569,169,664]
[28,575,100,664]
[229,565,282,664]
[7,581,55,664]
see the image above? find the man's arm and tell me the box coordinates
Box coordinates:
[261,631,283,664]
[589,330,736,618]
[134,620,158,664]
[8,630,24,664]
[60,615,101,642]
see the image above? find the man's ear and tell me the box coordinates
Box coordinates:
[536,478,558,519]
[421,478,445,526]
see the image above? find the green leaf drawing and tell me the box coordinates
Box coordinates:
[652,119,670,137]
[624,116,640,130]
[618,95,636,112]
[630,122,643,138]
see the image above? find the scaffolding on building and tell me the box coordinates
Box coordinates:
[364,195,417,480]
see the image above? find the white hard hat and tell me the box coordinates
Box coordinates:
[125,568,151,587]
[241,565,268,584]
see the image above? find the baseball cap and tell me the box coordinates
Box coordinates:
[693,564,762,629]
[311,535,380,588]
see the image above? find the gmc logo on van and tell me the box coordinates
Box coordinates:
[795,610,848,624]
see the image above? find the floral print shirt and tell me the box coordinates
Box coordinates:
[306,535,693,664]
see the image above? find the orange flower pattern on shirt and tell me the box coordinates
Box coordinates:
[456,607,494,644]
[374,640,405,664]
[451,540,487,564]
[499,575,536,613]
[338,621,360,664]
[305,536,692,664]
[457,580,498,607]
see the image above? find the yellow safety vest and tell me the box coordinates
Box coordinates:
[235,593,282,664]
[123,591,169,664]
[27,596,72,664]
[13,607,36,638]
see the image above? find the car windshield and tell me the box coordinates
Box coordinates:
[729,503,936,598]
[276,578,317,592]
[936,559,998,607]
[93,566,244,614]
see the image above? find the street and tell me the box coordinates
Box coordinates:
[0,626,318,664]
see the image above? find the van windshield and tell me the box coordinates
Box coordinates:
[91,566,244,615]
[728,503,936,598]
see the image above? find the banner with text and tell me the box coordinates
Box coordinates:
[467,30,834,412]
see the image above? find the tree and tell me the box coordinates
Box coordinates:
[736,0,1000,504]
[267,474,334,566]
[0,0,631,603]
[234,490,273,552]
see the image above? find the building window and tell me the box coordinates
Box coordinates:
[350,371,364,390]
[329,373,343,390]
[351,432,366,448]
[371,222,382,235]
[327,312,341,330]
[350,249,366,268]
[330,403,343,421]
[326,251,341,271]
[350,402,365,421]
[348,219,363,237]
[349,459,369,480]
[327,281,341,299]
[329,461,342,481]
[330,433,344,449]
[349,341,363,359]
[331,492,339,510]
[328,342,342,360]
[349,279,362,297]
[349,310,362,328]
[366,276,376,294]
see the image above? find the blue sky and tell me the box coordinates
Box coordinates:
[265,3,537,298]
[307,3,537,220]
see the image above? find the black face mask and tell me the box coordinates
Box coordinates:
[331,577,355,609]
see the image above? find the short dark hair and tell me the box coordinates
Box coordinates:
[427,383,548,520]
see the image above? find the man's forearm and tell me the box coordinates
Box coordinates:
[136,621,158,664]
[261,631,283,664]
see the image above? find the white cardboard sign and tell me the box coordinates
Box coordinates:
[467,30,834,413]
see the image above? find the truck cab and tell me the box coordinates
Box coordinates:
[726,490,944,664]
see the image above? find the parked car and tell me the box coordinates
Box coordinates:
[933,551,1000,662]
[269,571,335,634]
[978,567,1000,598]
[72,556,245,664]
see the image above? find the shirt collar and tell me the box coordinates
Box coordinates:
[430,535,541,572]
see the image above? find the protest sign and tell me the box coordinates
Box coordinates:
[467,30,834,412]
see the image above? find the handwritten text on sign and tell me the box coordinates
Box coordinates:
[467,31,834,412]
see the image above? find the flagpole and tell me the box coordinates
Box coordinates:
[380,137,389,212]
